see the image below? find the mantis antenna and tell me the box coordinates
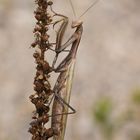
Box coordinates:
[69,0,77,18]
[79,0,99,18]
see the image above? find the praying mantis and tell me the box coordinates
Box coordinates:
[47,0,98,139]
[49,5,82,139]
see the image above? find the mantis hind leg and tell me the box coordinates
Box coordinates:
[48,91,76,118]
[52,49,70,69]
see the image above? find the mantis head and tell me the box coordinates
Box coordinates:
[71,20,83,28]
[69,0,98,28]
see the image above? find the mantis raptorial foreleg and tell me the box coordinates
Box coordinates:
[54,23,83,72]
[49,5,72,68]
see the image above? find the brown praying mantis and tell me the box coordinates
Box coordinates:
[47,0,98,139]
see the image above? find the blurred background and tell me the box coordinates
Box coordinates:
[0,0,140,140]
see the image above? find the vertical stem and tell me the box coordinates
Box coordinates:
[29,0,54,139]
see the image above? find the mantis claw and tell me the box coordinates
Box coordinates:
[53,20,63,29]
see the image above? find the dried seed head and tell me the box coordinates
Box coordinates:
[44,80,50,87]
[33,52,40,58]
[47,1,53,5]
[34,81,44,92]
[31,97,38,104]
[36,70,43,78]
[34,32,41,38]
[36,65,42,71]
[34,136,40,140]
[30,120,38,127]
[38,114,49,123]
[35,14,42,21]
[31,42,37,48]
[34,25,42,32]
[32,116,37,119]
[28,127,36,134]
[46,89,53,96]
[36,100,44,109]
[44,128,53,138]
[42,61,50,71]
[34,87,43,93]
[35,7,43,14]
[29,94,36,100]
[38,74,44,80]
[42,34,49,42]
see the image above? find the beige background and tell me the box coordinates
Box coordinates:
[0,0,140,140]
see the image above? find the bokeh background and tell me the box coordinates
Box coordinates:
[0,0,140,140]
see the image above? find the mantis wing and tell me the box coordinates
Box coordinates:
[60,58,76,140]
[52,58,76,140]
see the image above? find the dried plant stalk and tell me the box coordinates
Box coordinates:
[28,0,54,139]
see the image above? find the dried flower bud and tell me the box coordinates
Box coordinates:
[34,87,43,93]
[34,80,43,86]
[31,97,38,104]
[36,104,49,115]
[44,128,53,138]
[42,61,50,71]
[36,70,43,78]
[33,135,40,140]
[38,74,44,80]
[36,100,44,109]
[42,34,49,42]
[44,80,50,86]
[48,1,53,5]
[33,52,40,58]
[32,116,37,119]
[30,120,38,127]
[31,42,37,48]
[34,25,42,32]
[46,89,53,96]
[35,14,42,21]
[28,127,36,134]
[38,114,49,123]
[29,94,36,100]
